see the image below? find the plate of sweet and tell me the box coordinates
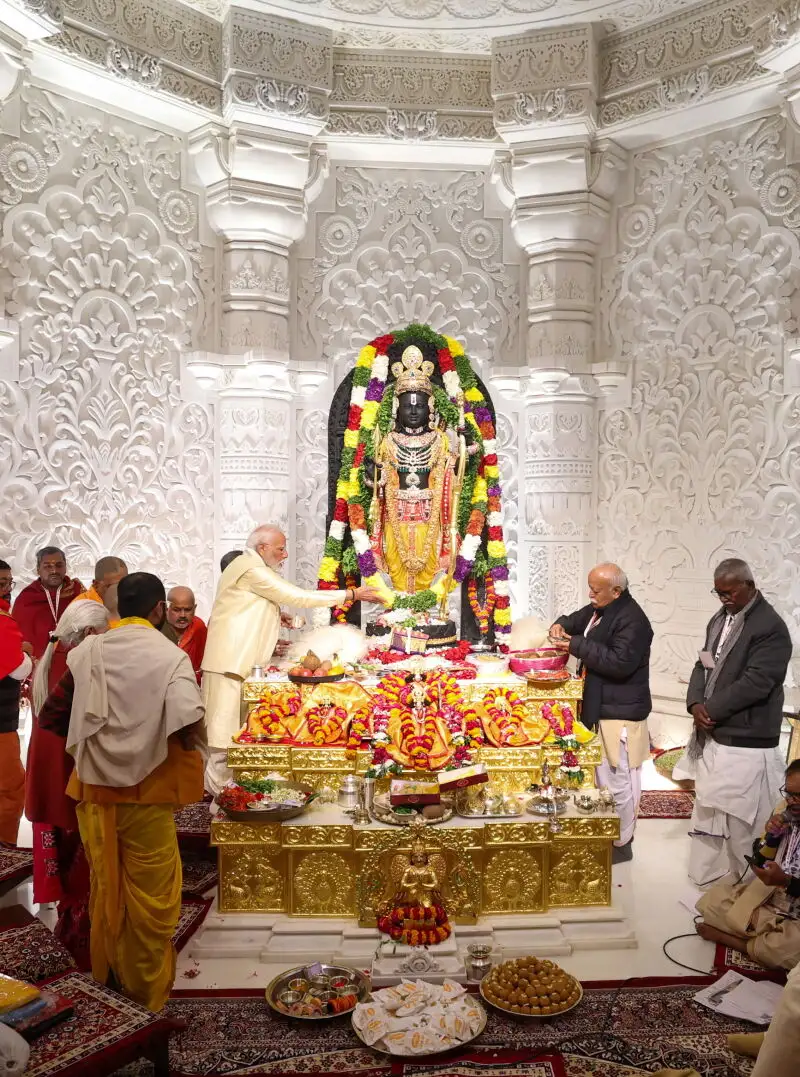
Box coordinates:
[479,957,582,1019]
[352,979,486,1055]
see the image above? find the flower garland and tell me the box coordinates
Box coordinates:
[377,903,451,946]
[332,574,358,624]
[352,670,483,773]
[317,324,511,640]
[482,687,529,746]
[468,575,497,636]
[541,701,584,785]
[236,692,300,743]
[303,702,350,747]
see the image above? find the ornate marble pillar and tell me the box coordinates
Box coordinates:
[185,12,332,570]
[491,26,627,620]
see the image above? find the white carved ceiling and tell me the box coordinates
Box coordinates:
[175,0,711,44]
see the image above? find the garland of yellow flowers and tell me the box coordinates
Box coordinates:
[482,686,528,746]
[237,691,300,742]
[303,702,349,747]
[467,575,497,636]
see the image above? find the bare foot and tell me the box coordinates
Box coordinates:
[696,921,749,955]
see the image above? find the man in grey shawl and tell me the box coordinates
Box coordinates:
[675,559,792,886]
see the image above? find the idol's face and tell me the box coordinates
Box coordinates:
[38,554,66,588]
[396,391,430,433]
[712,574,755,615]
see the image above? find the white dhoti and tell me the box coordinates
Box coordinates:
[674,739,784,887]
[201,671,244,797]
[595,720,649,847]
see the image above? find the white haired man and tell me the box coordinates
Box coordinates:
[201,524,383,795]
[550,563,653,863]
[675,558,791,886]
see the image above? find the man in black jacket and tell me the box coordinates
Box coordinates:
[675,558,792,885]
[551,563,653,863]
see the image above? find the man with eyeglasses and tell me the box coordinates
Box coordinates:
[676,558,791,886]
[695,760,800,973]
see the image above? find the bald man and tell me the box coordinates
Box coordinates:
[165,586,206,682]
[201,524,384,795]
[76,556,128,606]
[550,563,653,862]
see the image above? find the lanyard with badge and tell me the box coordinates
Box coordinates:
[44,584,62,628]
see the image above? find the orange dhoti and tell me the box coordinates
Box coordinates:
[0,731,24,845]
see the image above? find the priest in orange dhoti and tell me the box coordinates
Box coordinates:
[201,524,383,796]
[37,572,205,1012]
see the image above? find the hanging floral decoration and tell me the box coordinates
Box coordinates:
[542,701,584,785]
[317,323,511,640]
[348,670,483,773]
[467,575,497,637]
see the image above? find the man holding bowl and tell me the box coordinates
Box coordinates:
[550,563,653,863]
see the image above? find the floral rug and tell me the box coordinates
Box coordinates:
[180,851,218,897]
[713,944,786,985]
[637,790,695,820]
[108,977,759,1077]
[174,897,213,954]
[174,797,213,852]
[0,843,34,894]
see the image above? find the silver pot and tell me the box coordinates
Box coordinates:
[466,943,492,981]
[338,775,362,810]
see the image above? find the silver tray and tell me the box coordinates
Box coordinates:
[526,801,567,816]
[352,999,487,1056]
[265,963,370,1021]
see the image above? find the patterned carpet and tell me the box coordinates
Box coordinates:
[714,944,787,985]
[175,797,213,852]
[174,897,213,953]
[638,790,695,820]
[181,852,218,897]
[108,978,760,1077]
[0,844,34,894]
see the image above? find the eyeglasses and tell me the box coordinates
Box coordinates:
[779,786,800,802]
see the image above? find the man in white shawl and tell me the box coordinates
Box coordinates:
[201,524,382,795]
[676,559,791,886]
[37,572,205,1012]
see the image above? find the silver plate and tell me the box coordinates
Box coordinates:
[265,963,370,1021]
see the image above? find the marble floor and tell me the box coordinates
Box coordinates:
[4,759,718,990]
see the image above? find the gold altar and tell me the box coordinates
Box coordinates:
[212,675,618,921]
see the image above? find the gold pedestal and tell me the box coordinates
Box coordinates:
[211,806,619,919]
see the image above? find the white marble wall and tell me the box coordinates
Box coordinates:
[0,82,216,604]
[598,113,800,690]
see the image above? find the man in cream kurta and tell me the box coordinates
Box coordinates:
[202,525,382,794]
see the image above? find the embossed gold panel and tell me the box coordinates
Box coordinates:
[547,840,612,907]
[290,850,356,916]
[217,846,286,913]
[483,847,545,913]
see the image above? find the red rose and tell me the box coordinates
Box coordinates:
[438,348,455,372]
[354,443,365,467]
[372,334,394,352]
[488,526,503,541]
[334,499,348,522]
[347,404,362,430]
[484,453,498,467]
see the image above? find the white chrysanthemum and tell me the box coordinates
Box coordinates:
[352,530,370,554]
[488,511,503,527]
[329,519,347,541]
[350,385,366,407]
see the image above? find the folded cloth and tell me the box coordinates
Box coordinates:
[728,1031,765,1057]
[0,1023,29,1075]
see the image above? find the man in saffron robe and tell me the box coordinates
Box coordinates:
[13,546,84,658]
[165,586,206,682]
[0,604,30,845]
[75,556,128,606]
[37,572,205,1012]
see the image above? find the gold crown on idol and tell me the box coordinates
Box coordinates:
[392,345,435,396]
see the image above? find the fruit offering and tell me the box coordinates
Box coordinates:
[289,651,345,678]
[481,957,581,1017]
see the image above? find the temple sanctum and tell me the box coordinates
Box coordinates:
[3,0,800,1059]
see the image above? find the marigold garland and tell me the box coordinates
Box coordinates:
[316,323,511,639]
[468,575,497,636]
[236,691,301,743]
[542,701,584,785]
[482,686,529,746]
[303,702,350,747]
[377,902,451,946]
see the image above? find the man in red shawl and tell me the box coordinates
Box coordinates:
[0,600,31,844]
[165,586,206,682]
[12,546,84,659]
